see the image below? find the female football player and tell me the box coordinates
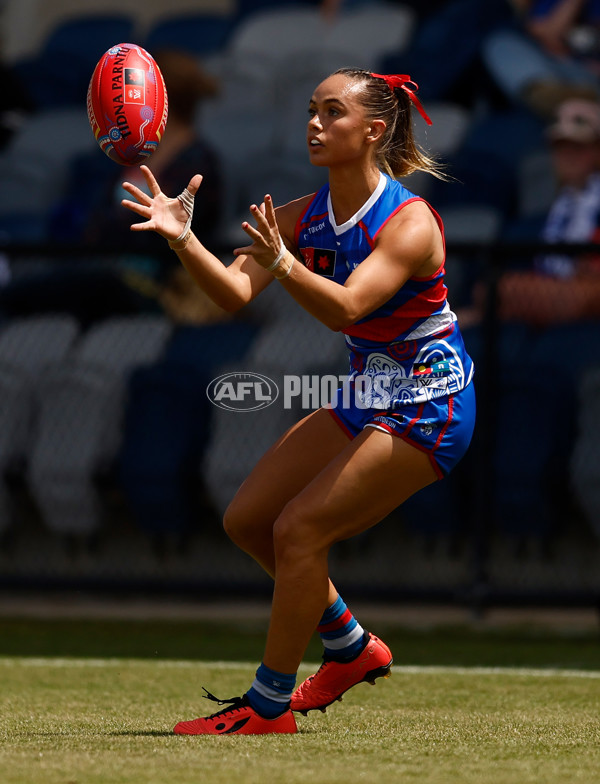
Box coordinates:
[122,67,476,735]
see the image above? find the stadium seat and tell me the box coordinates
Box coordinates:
[0,315,80,533]
[399,466,468,539]
[325,4,416,70]
[201,306,348,518]
[430,108,544,219]
[13,15,136,108]
[202,364,299,517]
[458,322,572,540]
[225,6,327,72]
[263,5,417,157]
[492,368,569,538]
[235,0,311,20]
[440,205,503,244]
[196,59,280,241]
[478,322,600,541]
[144,13,235,59]
[243,276,298,324]
[270,55,350,158]
[516,149,556,220]
[118,360,216,537]
[438,204,503,308]
[27,315,173,536]
[0,108,96,243]
[219,152,326,245]
[245,311,346,376]
[570,364,600,541]
[118,321,259,535]
[530,322,600,394]
[412,102,473,158]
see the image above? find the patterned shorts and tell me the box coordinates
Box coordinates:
[327,381,476,479]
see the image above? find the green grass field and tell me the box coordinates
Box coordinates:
[0,618,599,784]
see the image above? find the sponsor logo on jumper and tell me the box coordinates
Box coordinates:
[300,247,337,277]
[412,360,451,378]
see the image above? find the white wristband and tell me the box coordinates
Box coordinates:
[266,240,286,272]
[274,256,294,280]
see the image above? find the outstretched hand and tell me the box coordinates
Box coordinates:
[234,194,285,269]
[121,164,203,241]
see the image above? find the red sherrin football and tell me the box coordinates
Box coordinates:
[87,43,168,166]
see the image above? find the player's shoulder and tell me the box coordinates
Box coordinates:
[276,191,320,219]
[275,192,321,241]
[385,194,438,232]
[376,197,443,259]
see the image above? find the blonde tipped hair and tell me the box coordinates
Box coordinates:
[334,67,447,181]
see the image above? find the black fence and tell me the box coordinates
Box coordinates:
[0,240,599,614]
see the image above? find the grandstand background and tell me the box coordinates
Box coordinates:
[0,0,599,612]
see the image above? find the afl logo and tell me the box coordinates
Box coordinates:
[207,372,279,412]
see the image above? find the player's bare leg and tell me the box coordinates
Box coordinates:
[262,429,437,707]
[174,419,436,733]
[223,406,352,604]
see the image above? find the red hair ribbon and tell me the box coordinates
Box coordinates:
[370,73,432,126]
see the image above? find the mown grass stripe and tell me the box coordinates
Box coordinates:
[0,657,598,678]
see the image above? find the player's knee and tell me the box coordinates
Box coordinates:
[272,500,317,561]
[222,500,250,546]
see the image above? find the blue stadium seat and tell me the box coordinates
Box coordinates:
[399,472,466,538]
[118,321,259,535]
[480,322,600,540]
[13,15,136,108]
[118,360,212,536]
[27,315,173,536]
[144,13,235,58]
[0,315,80,533]
[492,368,571,538]
[570,364,600,541]
[0,108,96,243]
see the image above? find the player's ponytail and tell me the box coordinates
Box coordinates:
[334,67,447,181]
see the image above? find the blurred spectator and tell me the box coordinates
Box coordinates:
[0,49,34,151]
[379,0,515,106]
[318,0,452,23]
[236,0,452,24]
[460,96,600,326]
[483,0,600,118]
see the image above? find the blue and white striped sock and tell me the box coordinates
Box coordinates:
[246,663,296,719]
[318,595,367,662]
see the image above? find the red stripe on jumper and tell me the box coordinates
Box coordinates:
[294,196,326,246]
[357,219,374,249]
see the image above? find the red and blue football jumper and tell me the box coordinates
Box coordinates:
[294,172,475,478]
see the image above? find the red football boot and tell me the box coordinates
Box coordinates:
[291,633,393,715]
[173,692,297,736]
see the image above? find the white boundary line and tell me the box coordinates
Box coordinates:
[0,658,598,679]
